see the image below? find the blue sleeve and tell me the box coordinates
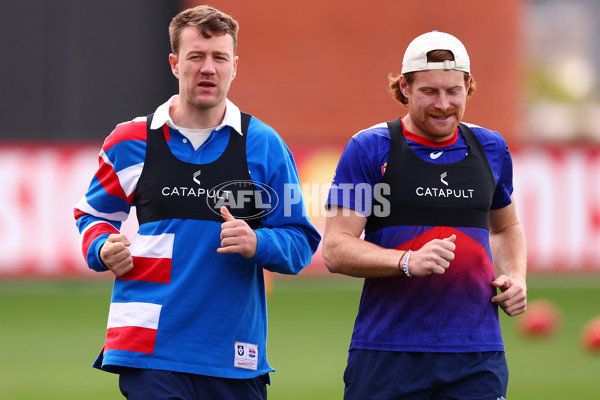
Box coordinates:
[246,118,321,274]
[326,127,389,213]
[491,146,514,209]
[89,235,110,272]
[472,126,514,209]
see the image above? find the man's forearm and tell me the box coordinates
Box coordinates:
[323,232,404,278]
[491,222,527,286]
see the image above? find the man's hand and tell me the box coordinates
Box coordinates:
[406,234,456,277]
[100,234,133,277]
[491,275,527,316]
[217,206,257,258]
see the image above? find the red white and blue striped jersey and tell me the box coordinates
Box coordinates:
[74,96,320,378]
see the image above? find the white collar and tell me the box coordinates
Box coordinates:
[150,95,242,135]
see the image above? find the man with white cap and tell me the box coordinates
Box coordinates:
[323,31,527,399]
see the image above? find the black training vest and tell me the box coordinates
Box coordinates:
[134,112,261,229]
[364,118,496,234]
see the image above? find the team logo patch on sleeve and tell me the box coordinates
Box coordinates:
[234,341,258,370]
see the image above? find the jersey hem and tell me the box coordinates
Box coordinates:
[95,355,275,379]
[349,342,505,353]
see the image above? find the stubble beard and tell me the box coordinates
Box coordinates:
[421,108,462,138]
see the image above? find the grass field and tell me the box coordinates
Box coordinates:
[1,276,599,399]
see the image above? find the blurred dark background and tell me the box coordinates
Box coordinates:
[0,0,179,141]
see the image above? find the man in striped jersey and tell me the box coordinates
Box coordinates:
[74,5,320,399]
[323,31,527,399]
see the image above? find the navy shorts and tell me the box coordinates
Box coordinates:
[118,368,269,400]
[343,350,508,400]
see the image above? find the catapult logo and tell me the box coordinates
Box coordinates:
[440,171,448,186]
[193,169,201,185]
[208,180,279,220]
[160,169,231,200]
[415,171,475,199]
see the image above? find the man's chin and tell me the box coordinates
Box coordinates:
[192,98,223,110]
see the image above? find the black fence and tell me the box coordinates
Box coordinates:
[0,0,181,141]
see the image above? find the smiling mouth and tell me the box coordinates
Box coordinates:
[429,111,457,121]
[431,115,452,122]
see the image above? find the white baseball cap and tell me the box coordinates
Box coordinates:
[402,31,470,74]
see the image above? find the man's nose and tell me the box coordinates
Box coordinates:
[201,57,216,74]
[434,93,450,110]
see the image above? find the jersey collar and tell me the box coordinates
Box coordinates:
[150,95,243,135]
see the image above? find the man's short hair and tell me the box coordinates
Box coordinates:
[169,5,239,55]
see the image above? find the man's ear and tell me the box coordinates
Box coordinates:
[169,53,179,78]
[231,55,239,81]
[399,75,410,98]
